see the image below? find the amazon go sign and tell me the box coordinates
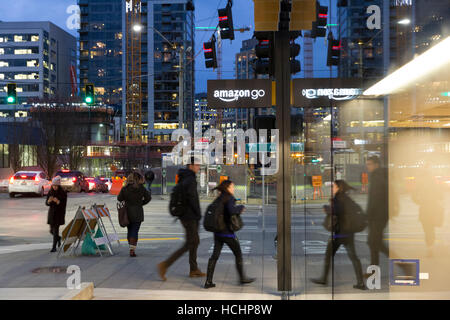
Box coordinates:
[207,79,272,108]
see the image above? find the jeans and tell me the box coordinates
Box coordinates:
[322,235,364,284]
[127,222,141,241]
[165,219,200,272]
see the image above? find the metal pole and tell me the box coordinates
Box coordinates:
[179,46,184,129]
[275,30,292,293]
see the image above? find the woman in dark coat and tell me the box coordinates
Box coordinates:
[117,172,151,257]
[204,180,255,289]
[46,176,67,252]
[310,180,366,290]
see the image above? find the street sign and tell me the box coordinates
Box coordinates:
[333,140,347,149]
[162,169,166,178]
[312,176,322,187]
[246,143,277,153]
[207,79,272,108]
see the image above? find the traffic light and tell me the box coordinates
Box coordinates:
[203,37,217,69]
[327,35,340,66]
[218,0,234,40]
[84,84,94,104]
[311,1,328,38]
[6,83,17,104]
[254,31,274,76]
[290,32,301,74]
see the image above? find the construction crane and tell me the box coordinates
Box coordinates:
[125,0,143,142]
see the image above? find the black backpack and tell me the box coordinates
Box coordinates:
[169,182,186,217]
[203,197,226,233]
[341,197,368,233]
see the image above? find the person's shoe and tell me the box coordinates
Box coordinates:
[129,249,137,257]
[157,262,168,281]
[204,282,216,289]
[310,278,327,285]
[50,248,56,253]
[189,269,206,278]
[353,283,367,290]
[240,278,255,285]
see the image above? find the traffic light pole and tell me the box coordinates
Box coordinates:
[274,30,292,294]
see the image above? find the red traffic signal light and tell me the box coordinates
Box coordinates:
[218,1,234,40]
[203,38,217,69]
[327,37,341,66]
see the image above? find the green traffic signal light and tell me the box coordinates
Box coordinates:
[84,84,94,105]
[7,83,17,104]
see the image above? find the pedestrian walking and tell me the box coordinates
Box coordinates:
[157,157,206,280]
[117,172,151,257]
[365,156,389,267]
[204,180,255,288]
[311,180,366,290]
[46,176,67,253]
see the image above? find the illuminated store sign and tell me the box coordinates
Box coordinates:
[208,79,272,108]
[302,88,362,100]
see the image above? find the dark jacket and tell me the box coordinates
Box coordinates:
[216,193,244,236]
[332,192,355,236]
[117,183,151,223]
[366,167,388,224]
[46,187,67,226]
[177,168,201,221]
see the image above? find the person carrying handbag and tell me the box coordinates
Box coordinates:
[117,172,151,257]
[311,180,366,290]
[204,179,255,289]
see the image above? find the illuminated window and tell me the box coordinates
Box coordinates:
[0,61,8,67]
[14,35,25,42]
[27,60,38,67]
[31,35,39,42]
[15,49,32,55]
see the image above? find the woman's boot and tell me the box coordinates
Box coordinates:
[236,261,255,285]
[204,259,217,289]
[50,234,58,252]
[129,238,137,257]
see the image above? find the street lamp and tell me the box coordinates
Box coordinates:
[397,19,411,25]
[133,24,143,32]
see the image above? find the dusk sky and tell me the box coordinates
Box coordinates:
[0,0,336,93]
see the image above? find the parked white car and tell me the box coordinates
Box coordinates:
[8,171,52,198]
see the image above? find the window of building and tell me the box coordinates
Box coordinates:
[0,144,10,168]
[31,35,39,42]
[0,61,8,67]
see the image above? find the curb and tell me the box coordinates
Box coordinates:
[60,282,94,300]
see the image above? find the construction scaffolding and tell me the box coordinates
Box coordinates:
[125,0,143,142]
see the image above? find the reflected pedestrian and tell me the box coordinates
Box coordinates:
[158,157,206,280]
[46,176,67,253]
[204,180,255,289]
[117,172,151,257]
[310,180,366,290]
[366,156,389,267]
[412,166,444,257]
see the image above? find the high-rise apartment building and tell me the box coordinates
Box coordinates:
[78,0,123,108]
[0,21,77,104]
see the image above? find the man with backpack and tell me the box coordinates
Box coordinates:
[157,157,206,280]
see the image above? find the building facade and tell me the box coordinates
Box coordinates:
[143,0,195,141]
[78,0,123,108]
[0,21,77,105]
